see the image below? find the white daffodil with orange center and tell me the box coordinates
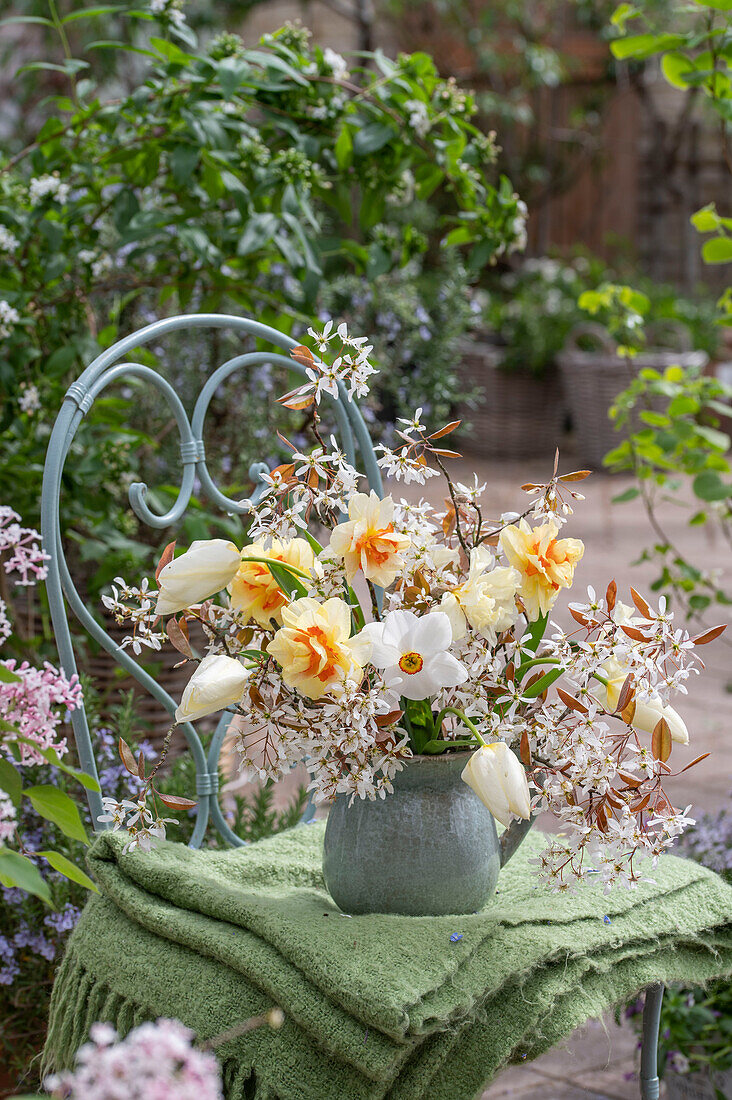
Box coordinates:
[499,518,584,620]
[329,491,410,587]
[267,597,361,700]
[228,538,314,628]
[440,545,521,643]
[355,609,467,701]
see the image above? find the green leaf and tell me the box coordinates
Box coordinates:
[421,738,476,754]
[520,667,563,699]
[12,738,100,791]
[0,758,22,808]
[149,36,191,65]
[352,122,395,156]
[610,3,638,29]
[695,424,731,451]
[0,850,52,905]
[522,612,548,654]
[693,470,730,501]
[237,213,279,256]
[661,52,695,89]
[702,236,732,264]
[334,125,353,169]
[610,33,683,60]
[37,850,98,892]
[0,665,21,683]
[62,6,124,22]
[24,785,89,845]
[691,204,720,233]
[264,561,308,600]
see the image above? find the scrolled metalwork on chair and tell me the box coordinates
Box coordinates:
[40,313,382,850]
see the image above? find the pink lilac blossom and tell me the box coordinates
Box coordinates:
[0,659,82,764]
[45,1018,224,1100]
[0,506,49,586]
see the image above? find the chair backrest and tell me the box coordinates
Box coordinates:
[40,313,383,848]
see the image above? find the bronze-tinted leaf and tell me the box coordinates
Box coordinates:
[558,470,591,482]
[606,579,617,612]
[569,607,591,627]
[618,771,642,788]
[620,698,636,726]
[307,467,320,490]
[557,688,588,714]
[249,684,265,710]
[691,624,727,645]
[167,616,193,659]
[137,750,146,781]
[596,804,608,832]
[679,752,711,773]
[375,710,403,728]
[271,462,296,481]
[431,447,462,458]
[118,737,138,776]
[276,430,296,452]
[519,730,532,766]
[630,587,651,618]
[621,624,649,642]
[429,420,461,440]
[520,483,542,491]
[615,674,635,715]
[290,345,315,367]
[155,540,176,581]
[651,717,672,762]
[157,793,198,810]
[631,792,651,813]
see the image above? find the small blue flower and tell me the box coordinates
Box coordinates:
[450,932,464,943]
[603,915,612,925]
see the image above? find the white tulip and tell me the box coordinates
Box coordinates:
[461,743,532,827]
[593,658,689,745]
[155,539,241,617]
[175,654,250,724]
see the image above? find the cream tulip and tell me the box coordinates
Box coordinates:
[461,742,531,827]
[593,658,689,745]
[155,539,241,617]
[175,654,250,724]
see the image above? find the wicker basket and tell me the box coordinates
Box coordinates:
[456,341,567,460]
[558,324,708,469]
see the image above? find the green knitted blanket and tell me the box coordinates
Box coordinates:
[44,823,732,1099]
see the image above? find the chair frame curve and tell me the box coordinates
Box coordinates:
[40,312,382,849]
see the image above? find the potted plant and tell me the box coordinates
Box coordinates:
[100,319,722,914]
[624,798,732,1099]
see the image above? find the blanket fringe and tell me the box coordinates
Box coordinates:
[42,948,263,1099]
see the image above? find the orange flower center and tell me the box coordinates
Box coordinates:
[398,651,423,675]
[296,625,343,682]
[355,523,396,566]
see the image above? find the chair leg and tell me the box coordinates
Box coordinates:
[639,983,664,1100]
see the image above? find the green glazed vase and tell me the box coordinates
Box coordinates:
[323,751,505,916]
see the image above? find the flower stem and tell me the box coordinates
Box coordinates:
[434,706,487,747]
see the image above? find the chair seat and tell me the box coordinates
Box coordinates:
[44,824,732,1100]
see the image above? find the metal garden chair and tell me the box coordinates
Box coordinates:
[39,312,664,1100]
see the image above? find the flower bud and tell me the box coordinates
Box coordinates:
[155,540,241,617]
[461,742,531,827]
[175,654,250,724]
[595,659,689,745]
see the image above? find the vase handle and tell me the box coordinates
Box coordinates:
[499,815,535,868]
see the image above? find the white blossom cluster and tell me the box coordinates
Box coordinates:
[0,226,19,254]
[28,174,70,205]
[101,577,166,654]
[0,300,20,339]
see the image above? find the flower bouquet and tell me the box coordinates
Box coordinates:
[103,321,723,913]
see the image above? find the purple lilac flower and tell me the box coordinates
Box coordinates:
[45,904,81,935]
[14,923,55,961]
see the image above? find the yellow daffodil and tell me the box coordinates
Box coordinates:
[228,538,314,628]
[440,546,521,643]
[329,491,410,586]
[267,597,361,700]
[499,519,584,620]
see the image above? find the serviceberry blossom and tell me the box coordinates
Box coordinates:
[45,1018,224,1100]
[104,318,720,884]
